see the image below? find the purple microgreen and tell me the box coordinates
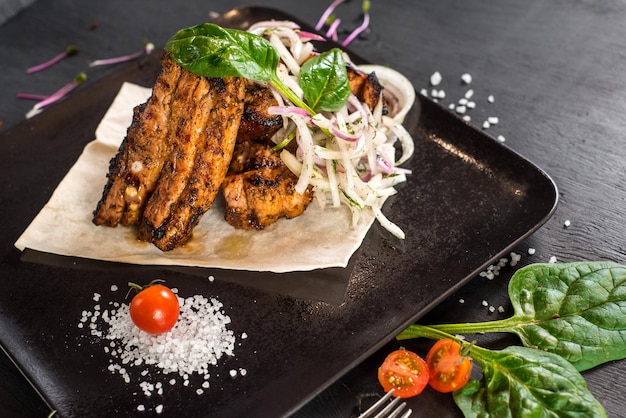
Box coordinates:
[326,17,342,41]
[16,93,49,101]
[26,72,87,118]
[26,45,79,74]
[341,0,371,46]
[315,0,347,31]
[88,41,155,67]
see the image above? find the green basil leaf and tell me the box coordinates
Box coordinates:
[400,261,626,371]
[454,345,607,418]
[299,48,351,112]
[164,23,279,82]
[505,261,626,371]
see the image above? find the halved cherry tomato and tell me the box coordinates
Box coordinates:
[377,349,429,398]
[129,283,180,334]
[426,338,472,393]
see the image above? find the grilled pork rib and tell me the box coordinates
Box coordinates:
[138,75,246,251]
[93,54,181,227]
[222,140,314,230]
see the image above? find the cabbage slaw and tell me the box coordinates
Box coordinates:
[248,20,415,239]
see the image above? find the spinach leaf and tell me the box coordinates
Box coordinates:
[299,48,351,112]
[399,261,626,371]
[454,344,607,418]
[164,23,279,82]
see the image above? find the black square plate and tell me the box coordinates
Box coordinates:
[0,6,557,418]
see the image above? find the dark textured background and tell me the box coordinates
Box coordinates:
[1,0,626,417]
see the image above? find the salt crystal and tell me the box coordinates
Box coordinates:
[481,300,488,307]
[420,88,428,96]
[489,306,496,313]
[528,248,536,255]
[239,368,247,376]
[482,121,491,129]
[549,256,558,263]
[462,115,471,122]
[458,98,468,106]
[564,220,571,228]
[461,73,472,84]
[155,404,164,414]
[466,101,476,109]
[459,299,465,304]
[110,285,118,292]
[487,116,499,125]
[430,71,442,86]
[229,369,238,377]
[455,105,467,114]
[497,135,506,142]
[464,89,474,99]
[137,405,145,412]
[497,306,505,313]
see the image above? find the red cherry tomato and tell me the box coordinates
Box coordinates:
[426,338,472,393]
[129,284,180,334]
[378,349,429,398]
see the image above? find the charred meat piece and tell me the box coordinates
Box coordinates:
[222,140,314,230]
[93,54,181,227]
[236,81,283,142]
[347,64,384,111]
[138,75,246,251]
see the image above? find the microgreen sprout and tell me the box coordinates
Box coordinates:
[315,0,347,31]
[26,45,78,74]
[25,72,87,118]
[341,0,371,46]
[15,93,48,101]
[88,41,155,67]
[315,0,372,46]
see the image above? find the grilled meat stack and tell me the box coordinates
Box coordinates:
[93,54,383,251]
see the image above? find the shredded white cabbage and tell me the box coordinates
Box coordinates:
[248,21,416,239]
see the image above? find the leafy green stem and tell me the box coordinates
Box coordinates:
[269,73,315,114]
[398,317,524,339]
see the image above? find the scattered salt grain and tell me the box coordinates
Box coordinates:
[110,285,118,292]
[241,332,248,339]
[196,388,204,395]
[488,306,496,313]
[155,404,163,414]
[466,101,476,109]
[497,306,505,313]
[208,275,215,282]
[430,71,443,86]
[458,98,468,106]
[487,116,499,125]
[528,248,536,255]
[137,405,145,412]
[461,73,472,84]
[459,299,465,304]
[229,369,238,378]
[497,135,506,142]
[564,220,571,228]
[462,115,471,122]
[482,120,491,129]
[420,88,428,96]
[93,293,101,302]
[481,300,488,307]
[510,251,521,266]
[464,89,474,99]
[487,95,495,103]
[455,105,467,114]
[239,368,248,377]
[549,256,558,263]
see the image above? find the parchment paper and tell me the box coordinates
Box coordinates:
[15,82,375,273]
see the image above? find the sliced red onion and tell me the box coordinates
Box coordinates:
[298,31,326,42]
[268,105,310,118]
[331,126,361,142]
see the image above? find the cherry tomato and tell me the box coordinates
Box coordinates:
[378,349,429,398]
[426,338,472,393]
[129,284,180,334]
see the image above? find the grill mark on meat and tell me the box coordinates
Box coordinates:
[347,64,384,111]
[222,141,313,230]
[93,54,181,226]
[138,76,246,250]
[236,81,283,143]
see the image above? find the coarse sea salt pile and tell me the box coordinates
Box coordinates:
[78,284,244,414]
